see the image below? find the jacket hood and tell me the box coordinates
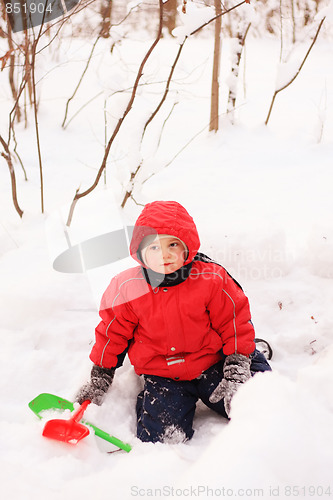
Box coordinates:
[130,201,200,267]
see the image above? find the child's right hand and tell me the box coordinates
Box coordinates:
[75,364,115,406]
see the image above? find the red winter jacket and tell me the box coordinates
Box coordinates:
[90,201,255,381]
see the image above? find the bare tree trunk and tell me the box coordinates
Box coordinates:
[279,0,284,60]
[209,0,222,132]
[30,21,45,214]
[291,0,296,44]
[24,28,34,113]
[6,19,22,123]
[100,0,112,38]
[164,0,177,35]
[227,22,251,122]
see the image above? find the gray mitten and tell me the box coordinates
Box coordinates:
[209,353,251,415]
[75,364,115,406]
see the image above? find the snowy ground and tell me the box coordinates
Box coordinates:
[1,14,333,500]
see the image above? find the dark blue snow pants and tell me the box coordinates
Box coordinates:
[136,350,271,443]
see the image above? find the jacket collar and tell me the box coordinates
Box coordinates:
[141,261,193,288]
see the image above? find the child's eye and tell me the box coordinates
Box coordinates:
[149,245,160,251]
[170,242,179,248]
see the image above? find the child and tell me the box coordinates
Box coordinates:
[76,200,271,443]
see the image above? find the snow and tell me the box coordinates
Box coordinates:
[275,60,300,91]
[172,2,215,43]
[1,22,333,500]
[316,0,333,27]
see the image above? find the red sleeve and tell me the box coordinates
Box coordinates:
[207,268,255,356]
[89,275,138,369]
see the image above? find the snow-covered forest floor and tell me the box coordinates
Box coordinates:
[1,8,333,499]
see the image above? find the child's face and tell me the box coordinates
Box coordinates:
[144,236,186,274]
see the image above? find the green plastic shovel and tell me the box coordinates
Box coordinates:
[29,393,132,452]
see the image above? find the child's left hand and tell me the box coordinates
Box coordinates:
[209,354,251,415]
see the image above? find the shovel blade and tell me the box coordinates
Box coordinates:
[43,418,90,444]
[29,393,74,418]
[29,393,132,452]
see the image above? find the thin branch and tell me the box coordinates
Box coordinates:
[190,0,248,36]
[62,91,104,130]
[0,134,24,218]
[265,16,326,125]
[64,77,182,130]
[31,46,44,213]
[8,74,29,143]
[62,34,102,128]
[120,39,186,209]
[12,125,28,180]
[61,4,141,129]
[120,100,179,209]
[37,0,96,42]
[64,55,210,128]
[141,40,186,139]
[157,100,178,149]
[30,17,48,213]
[67,0,250,219]
[142,116,217,188]
[121,0,250,208]
[120,162,143,209]
[129,194,145,207]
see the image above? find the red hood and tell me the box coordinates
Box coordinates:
[130,201,200,267]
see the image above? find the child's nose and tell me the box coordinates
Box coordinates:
[162,248,171,260]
